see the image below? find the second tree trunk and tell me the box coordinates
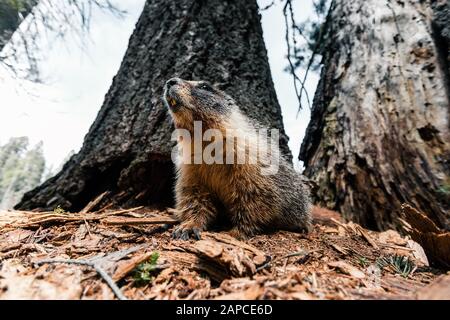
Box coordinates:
[300,0,450,230]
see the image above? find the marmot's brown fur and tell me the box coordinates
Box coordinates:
[163,77,311,240]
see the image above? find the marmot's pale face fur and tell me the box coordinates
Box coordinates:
[163,77,311,240]
[164,78,235,131]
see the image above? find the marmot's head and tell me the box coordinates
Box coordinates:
[163,77,235,130]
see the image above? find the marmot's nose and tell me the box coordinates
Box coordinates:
[166,77,183,89]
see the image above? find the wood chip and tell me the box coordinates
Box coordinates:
[0,207,445,300]
[193,240,224,258]
[0,260,83,300]
[252,255,267,266]
[402,204,441,233]
[328,261,365,279]
[416,275,450,300]
[160,251,228,282]
[204,232,265,257]
[401,204,450,269]
[407,240,429,266]
[330,243,349,255]
[377,230,408,246]
[354,225,379,249]
[214,285,262,300]
[290,291,315,300]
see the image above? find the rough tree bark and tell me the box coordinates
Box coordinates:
[0,0,37,51]
[300,0,450,231]
[16,0,291,211]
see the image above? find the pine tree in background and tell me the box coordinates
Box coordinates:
[0,137,46,210]
[20,141,45,192]
[0,137,28,200]
[0,136,28,174]
[0,0,37,51]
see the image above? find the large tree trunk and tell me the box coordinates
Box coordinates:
[0,0,37,51]
[16,0,291,211]
[300,0,450,231]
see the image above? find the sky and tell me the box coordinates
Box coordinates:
[0,0,318,171]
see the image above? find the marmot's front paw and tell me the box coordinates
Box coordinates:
[172,222,203,240]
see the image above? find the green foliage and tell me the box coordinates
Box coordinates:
[357,256,369,268]
[437,183,450,196]
[53,205,66,214]
[376,255,415,278]
[133,252,160,286]
[0,0,37,38]
[0,137,46,210]
[5,0,34,12]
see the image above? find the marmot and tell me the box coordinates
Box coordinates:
[163,77,311,240]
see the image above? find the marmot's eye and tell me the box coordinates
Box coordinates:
[198,83,214,92]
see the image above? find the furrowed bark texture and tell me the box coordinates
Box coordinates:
[16,0,291,211]
[300,0,450,231]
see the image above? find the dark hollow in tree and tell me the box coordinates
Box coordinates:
[16,0,291,211]
[300,0,450,231]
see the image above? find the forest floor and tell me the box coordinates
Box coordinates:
[0,206,449,300]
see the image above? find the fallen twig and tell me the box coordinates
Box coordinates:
[6,206,148,229]
[256,250,312,272]
[354,225,379,249]
[81,191,110,213]
[330,218,348,230]
[102,216,178,226]
[35,259,127,300]
[100,206,145,216]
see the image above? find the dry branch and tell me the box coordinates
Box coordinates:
[103,217,178,226]
[0,206,161,229]
[80,191,110,213]
[256,250,311,272]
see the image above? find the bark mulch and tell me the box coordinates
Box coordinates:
[0,205,448,300]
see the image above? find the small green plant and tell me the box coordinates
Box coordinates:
[376,255,415,278]
[437,183,450,196]
[133,252,160,286]
[53,205,66,214]
[357,256,369,268]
